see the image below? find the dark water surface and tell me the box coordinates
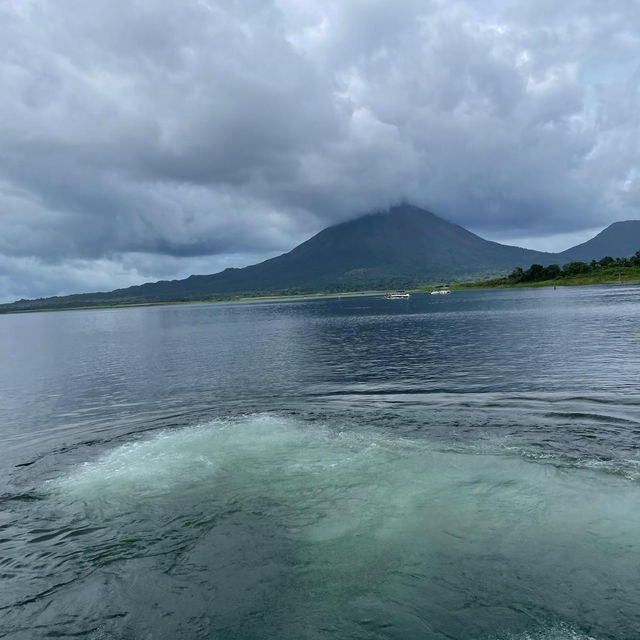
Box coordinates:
[1,287,639,639]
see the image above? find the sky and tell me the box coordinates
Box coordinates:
[1,0,639,302]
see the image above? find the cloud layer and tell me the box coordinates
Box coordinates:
[1,0,639,300]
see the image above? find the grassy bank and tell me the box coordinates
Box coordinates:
[456,265,640,290]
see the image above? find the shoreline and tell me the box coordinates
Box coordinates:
[0,290,385,315]
[2,276,638,315]
[453,277,640,291]
[451,264,640,291]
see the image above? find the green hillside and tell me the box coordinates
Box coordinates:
[459,253,640,289]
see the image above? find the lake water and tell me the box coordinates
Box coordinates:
[1,287,639,640]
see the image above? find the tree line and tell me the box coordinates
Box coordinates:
[504,251,640,284]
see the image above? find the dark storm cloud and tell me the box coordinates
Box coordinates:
[1,0,639,300]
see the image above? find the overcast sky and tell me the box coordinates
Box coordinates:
[1,0,639,301]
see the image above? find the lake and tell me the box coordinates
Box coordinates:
[1,286,639,639]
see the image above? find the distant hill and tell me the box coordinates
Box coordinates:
[557,221,640,263]
[2,205,639,313]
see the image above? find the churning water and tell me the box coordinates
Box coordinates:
[1,287,639,639]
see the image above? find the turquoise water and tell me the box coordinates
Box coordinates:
[1,287,639,638]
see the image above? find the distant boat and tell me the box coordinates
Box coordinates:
[430,285,451,295]
[384,291,410,299]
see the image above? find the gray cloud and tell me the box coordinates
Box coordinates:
[1,0,639,300]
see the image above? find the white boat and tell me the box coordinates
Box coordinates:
[384,291,410,299]
[430,286,451,295]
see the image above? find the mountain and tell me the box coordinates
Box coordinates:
[2,205,639,313]
[188,204,554,290]
[557,220,640,263]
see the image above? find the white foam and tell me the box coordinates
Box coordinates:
[496,623,597,640]
[52,414,640,530]
[52,414,420,510]
[46,415,638,638]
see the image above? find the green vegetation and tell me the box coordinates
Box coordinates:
[459,252,640,289]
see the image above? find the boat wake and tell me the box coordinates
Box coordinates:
[4,414,638,639]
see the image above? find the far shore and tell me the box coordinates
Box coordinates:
[0,289,385,315]
[2,274,638,315]
[452,268,640,291]
[453,280,640,291]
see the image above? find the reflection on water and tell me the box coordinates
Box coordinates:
[0,286,639,639]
